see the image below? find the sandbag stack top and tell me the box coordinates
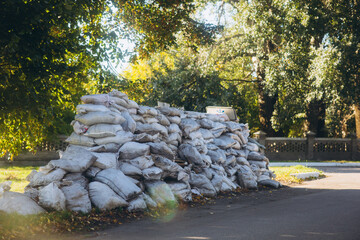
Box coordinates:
[2,90,280,215]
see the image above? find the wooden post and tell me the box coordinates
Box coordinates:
[306,131,316,160]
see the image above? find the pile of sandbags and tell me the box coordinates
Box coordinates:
[1,90,279,215]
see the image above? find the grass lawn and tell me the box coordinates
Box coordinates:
[0,166,38,192]
[270,165,325,184]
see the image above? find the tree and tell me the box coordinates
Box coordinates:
[0,0,212,158]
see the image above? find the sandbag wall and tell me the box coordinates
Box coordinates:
[13,90,279,214]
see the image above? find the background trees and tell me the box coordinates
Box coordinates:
[1,0,359,158]
[0,0,208,158]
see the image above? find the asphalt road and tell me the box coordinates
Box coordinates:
[86,167,360,240]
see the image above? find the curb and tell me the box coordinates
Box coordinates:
[269,162,360,167]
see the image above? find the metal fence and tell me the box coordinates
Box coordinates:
[254,131,360,161]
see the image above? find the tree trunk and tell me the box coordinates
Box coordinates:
[355,103,360,139]
[252,56,277,136]
[305,99,327,137]
[258,83,277,136]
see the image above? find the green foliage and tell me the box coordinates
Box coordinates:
[0,0,214,158]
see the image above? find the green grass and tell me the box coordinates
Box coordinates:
[269,165,325,184]
[0,166,38,193]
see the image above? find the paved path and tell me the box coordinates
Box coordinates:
[84,167,360,240]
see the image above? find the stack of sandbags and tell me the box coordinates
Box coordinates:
[176,110,278,194]
[12,90,280,215]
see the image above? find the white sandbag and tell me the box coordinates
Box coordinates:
[178,144,206,167]
[205,113,223,122]
[225,155,236,167]
[142,167,163,180]
[63,173,89,189]
[177,171,190,182]
[109,96,129,108]
[156,114,170,126]
[133,133,160,143]
[92,152,118,169]
[144,117,159,124]
[95,168,141,200]
[121,111,136,133]
[128,108,138,114]
[246,142,260,152]
[142,193,157,208]
[24,186,40,201]
[213,136,237,149]
[248,151,269,163]
[153,156,183,178]
[76,111,126,126]
[138,106,158,116]
[89,181,128,210]
[85,143,121,153]
[211,173,223,192]
[199,128,214,140]
[167,182,192,202]
[225,165,238,177]
[131,114,145,123]
[29,168,67,187]
[224,122,242,132]
[189,172,217,197]
[225,148,240,156]
[145,180,177,205]
[109,89,128,99]
[198,118,215,129]
[85,166,102,178]
[38,182,66,211]
[207,150,226,165]
[212,122,227,131]
[0,191,46,215]
[224,133,242,143]
[94,131,133,145]
[236,131,248,145]
[136,123,168,137]
[237,165,258,189]
[187,130,203,140]
[128,156,154,170]
[81,94,113,105]
[84,124,122,138]
[48,146,97,173]
[158,107,181,116]
[167,116,181,125]
[236,157,250,166]
[185,111,206,119]
[206,143,219,151]
[248,160,267,169]
[71,120,89,135]
[258,179,281,189]
[127,100,140,109]
[0,181,11,197]
[168,123,181,134]
[119,162,142,176]
[180,118,200,136]
[119,142,150,159]
[65,132,95,147]
[76,104,110,114]
[147,142,175,160]
[127,195,147,212]
[201,154,212,166]
[61,183,92,213]
[110,103,127,112]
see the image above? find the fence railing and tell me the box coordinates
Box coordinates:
[1,132,359,166]
[254,131,360,161]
